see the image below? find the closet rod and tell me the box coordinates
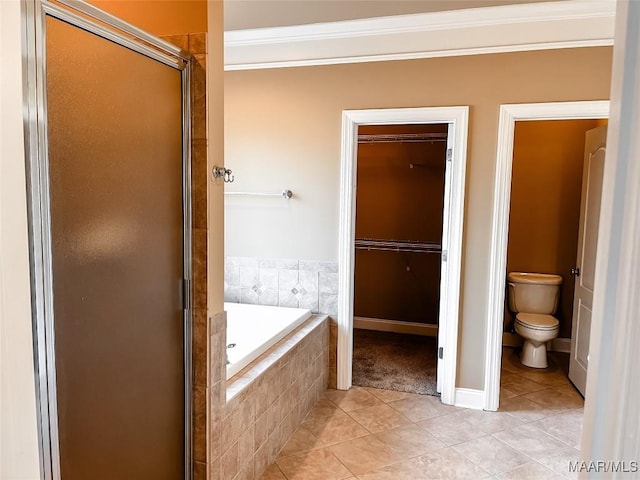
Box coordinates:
[355,238,442,254]
[357,133,448,144]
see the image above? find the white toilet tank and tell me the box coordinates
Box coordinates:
[508,272,562,314]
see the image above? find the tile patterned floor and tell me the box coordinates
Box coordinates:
[260,348,584,479]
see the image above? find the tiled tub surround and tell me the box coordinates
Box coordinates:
[224,257,339,317]
[210,312,329,479]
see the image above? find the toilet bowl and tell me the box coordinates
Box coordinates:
[508,272,563,369]
[514,313,559,368]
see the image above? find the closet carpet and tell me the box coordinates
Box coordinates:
[352,328,438,396]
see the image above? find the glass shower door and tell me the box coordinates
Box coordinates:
[45,15,186,480]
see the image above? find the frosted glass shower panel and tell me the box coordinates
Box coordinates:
[46,16,185,480]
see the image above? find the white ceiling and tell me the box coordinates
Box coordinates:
[224,0,560,31]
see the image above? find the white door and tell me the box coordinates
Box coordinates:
[436,122,455,394]
[569,125,607,395]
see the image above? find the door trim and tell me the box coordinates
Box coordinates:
[337,106,469,406]
[484,100,609,412]
[21,2,193,479]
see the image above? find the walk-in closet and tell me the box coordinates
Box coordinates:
[352,123,448,395]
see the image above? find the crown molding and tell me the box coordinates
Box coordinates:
[224,0,615,71]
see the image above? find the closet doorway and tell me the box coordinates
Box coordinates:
[337,107,469,406]
[352,124,447,396]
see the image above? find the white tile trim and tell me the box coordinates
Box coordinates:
[224,0,615,70]
[484,101,609,413]
[454,388,485,410]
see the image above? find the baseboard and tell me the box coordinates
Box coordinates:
[354,316,438,337]
[549,337,571,353]
[454,388,485,410]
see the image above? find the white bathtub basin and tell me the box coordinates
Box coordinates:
[224,302,312,379]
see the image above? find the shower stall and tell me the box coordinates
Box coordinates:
[22,1,192,479]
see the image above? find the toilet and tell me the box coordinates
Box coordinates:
[507,272,562,368]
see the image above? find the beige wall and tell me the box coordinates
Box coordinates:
[89,0,207,35]
[1,2,41,479]
[224,47,612,389]
[507,119,607,339]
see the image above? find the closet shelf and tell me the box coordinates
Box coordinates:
[357,133,448,144]
[355,238,442,254]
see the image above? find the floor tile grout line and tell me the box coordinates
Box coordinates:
[346,443,450,479]
[496,457,564,478]
[342,405,414,434]
[448,436,527,477]
[277,399,351,461]
[501,376,548,389]
[329,418,458,478]
[488,448,571,478]
[276,428,325,460]
[277,427,371,461]
[488,431,540,465]
[327,444,361,479]
[491,427,578,468]
[302,398,349,424]
[525,420,581,449]
[521,394,583,411]
[271,462,289,480]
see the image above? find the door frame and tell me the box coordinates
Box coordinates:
[21,1,193,479]
[484,100,609,412]
[337,106,469,406]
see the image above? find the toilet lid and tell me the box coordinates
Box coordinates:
[515,313,559,330]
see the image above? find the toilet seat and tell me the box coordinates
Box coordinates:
[515,313,559,331]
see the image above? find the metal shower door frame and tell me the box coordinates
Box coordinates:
[20,1,194,479]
